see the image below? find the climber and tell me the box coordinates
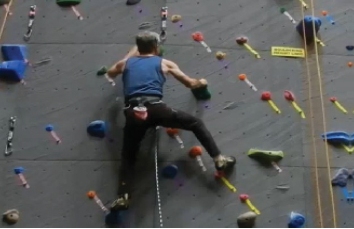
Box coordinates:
[106,31,236,212]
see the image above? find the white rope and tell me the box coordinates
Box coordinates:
[155,126,163,227]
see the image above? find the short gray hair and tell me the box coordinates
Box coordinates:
[136,31,160,54]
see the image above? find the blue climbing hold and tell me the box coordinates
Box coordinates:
[0,60,27,81]
[1,45,28,61]
[45,124,54,132]
[296,16,322,44]
[162,164,178,179]
[288,212,305,228]
[87,120,107,138]
[14,167,24,174]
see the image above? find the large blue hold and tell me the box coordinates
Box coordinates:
[0,61,27,81]
[1,45,28,61]
[87,120,107,138]
[296,16,322,44]
[288,212,305,228]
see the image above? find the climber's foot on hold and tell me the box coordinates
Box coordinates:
[110,194,130,212]
[214,155,236,171]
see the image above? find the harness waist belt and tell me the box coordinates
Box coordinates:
[127,96,162,105]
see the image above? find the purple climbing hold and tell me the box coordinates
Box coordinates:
[126,0,141,5]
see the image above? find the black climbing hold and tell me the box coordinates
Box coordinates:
[237,211,257,228]
[56,0,81,6]
[0,0,10,6]
[2,209,19,225]
[346,46,354,51]
[105,210,123,226]
[126,0,141,6]
[97,66,107,76]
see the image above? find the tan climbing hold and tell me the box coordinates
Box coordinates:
[215,51,226,60]
[171,14,182,23]
[237,211,257,228]
[2,209,19,225]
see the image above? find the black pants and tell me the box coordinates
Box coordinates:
[118,101,221,196]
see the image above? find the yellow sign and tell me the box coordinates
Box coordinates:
[271,47,305,58]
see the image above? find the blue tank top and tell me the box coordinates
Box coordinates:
[122,56,166,98]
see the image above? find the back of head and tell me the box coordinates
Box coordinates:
[136,31,160,55]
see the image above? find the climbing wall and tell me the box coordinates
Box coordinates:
[0,0,353,227]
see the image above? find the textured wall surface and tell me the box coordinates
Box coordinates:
[0,0,353,227]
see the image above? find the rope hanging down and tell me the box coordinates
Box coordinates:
[300,0,337,226]
[154,126,163,228]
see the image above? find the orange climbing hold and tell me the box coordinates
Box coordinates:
[238,74,246,81]
[348,62,353,67]
[189,146,202,157]
[87,191,96,199]
[166,128,179,136]
[321,11,328,16]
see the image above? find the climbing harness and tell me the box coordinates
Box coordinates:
[24,5,36,41]
[160,7,168,43]
[154,127,163,228]
[5,116,16,156]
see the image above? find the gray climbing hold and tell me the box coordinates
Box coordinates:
[138,22,153,30]
[276,184,290,190]
[332,168,350,187]
[237,211,257,228]
[223,101,238,110]
[2,209,19,225]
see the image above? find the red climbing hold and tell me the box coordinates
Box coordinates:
[192,32,204,42]
[261,91,272,101]
[329,97,337,102]
[239,194,249,202]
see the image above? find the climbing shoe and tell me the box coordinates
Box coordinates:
[110,194,130,211]
[214,155,236,171]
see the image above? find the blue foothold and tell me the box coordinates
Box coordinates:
[45,124,54,132]
[87,120,107,138]
[288,212,305,228]
[14,167,24,174]
[162,164,178,179]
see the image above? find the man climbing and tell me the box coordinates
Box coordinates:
[106,31,236,211]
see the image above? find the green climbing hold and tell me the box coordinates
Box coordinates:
[56,0,81,6]
[158,46,165,57]
[280,7,286,14]
[191,86,211,101]
[247,148,284,162]
[97,66,108,76]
